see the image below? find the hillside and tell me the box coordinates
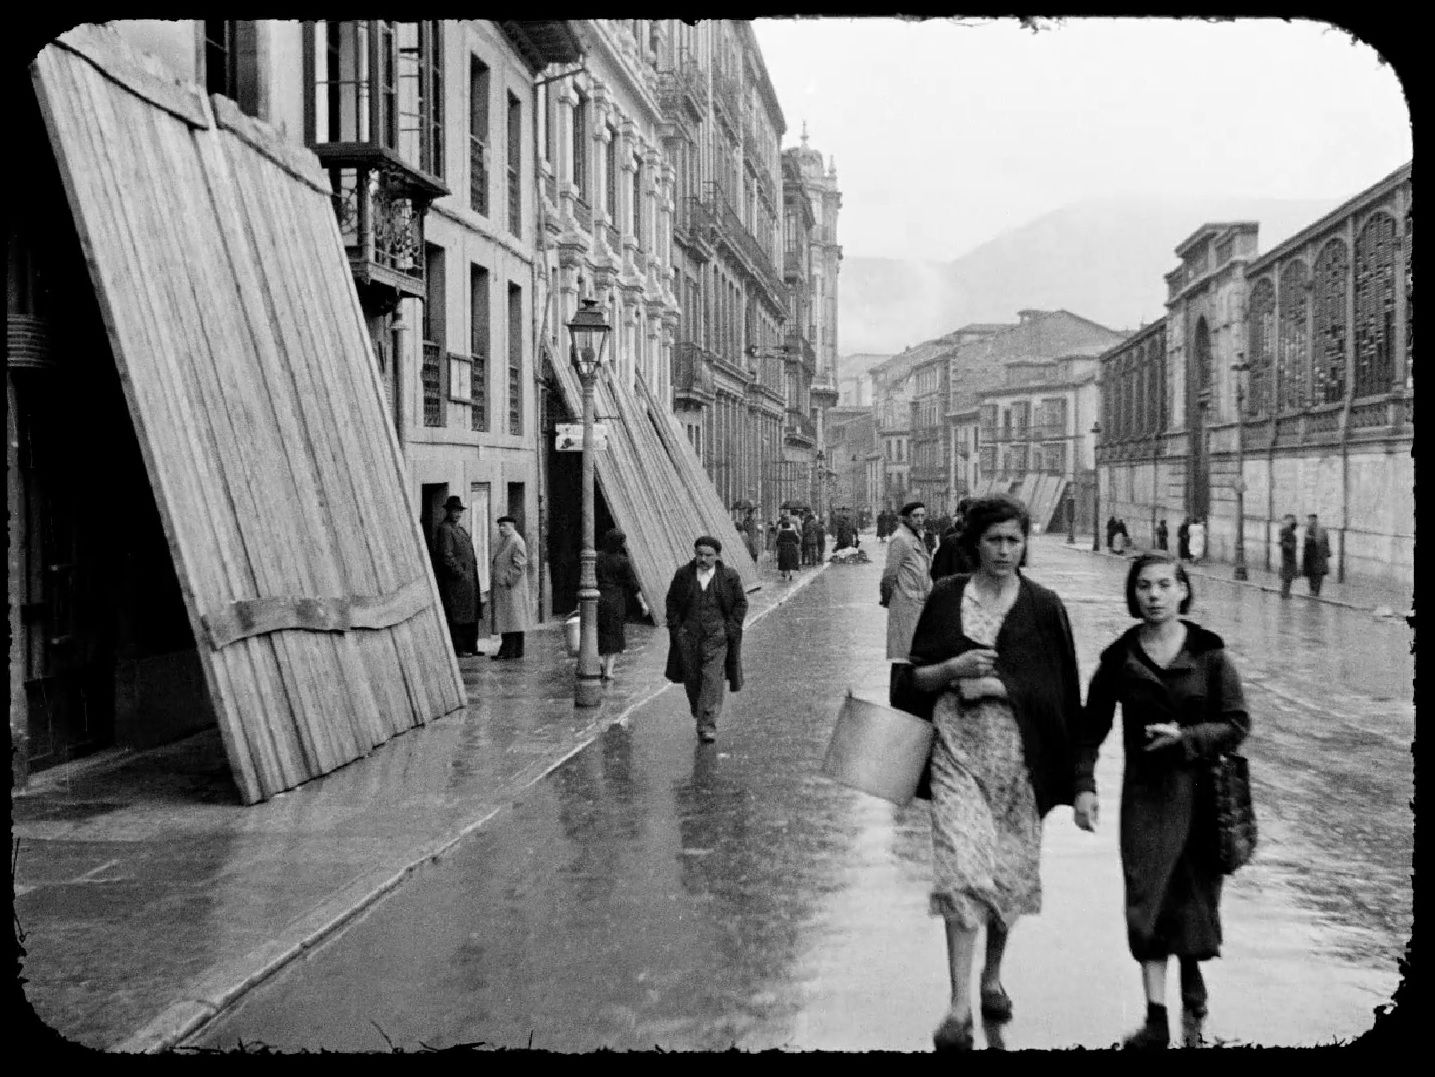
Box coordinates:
[839,193,1340,365]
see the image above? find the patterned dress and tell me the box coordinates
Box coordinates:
[929,585,1043,928]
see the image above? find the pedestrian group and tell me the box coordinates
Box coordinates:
[882,494,1252,1051]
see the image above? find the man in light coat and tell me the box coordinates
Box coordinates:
[490,515,532,659]
[1302,512,1332,596]
[881,500,933,706]
[435,495,480,656]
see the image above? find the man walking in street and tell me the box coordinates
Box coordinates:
[1278,514,1300,597]
[1155,518,1169,551]
[802,510,820,567]
[742,509,761,563]
[881,501,933,707]
[435,496,481,657]
[490,515,531,659]
[1303,512,1332,596]
[1177,516,1191,560]
[665,536,747,743]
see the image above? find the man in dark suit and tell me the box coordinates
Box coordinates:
[1302,513,1332,596]
[665,536,748,743]
[434,495,480,656]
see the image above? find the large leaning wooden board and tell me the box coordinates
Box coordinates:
[31,26,466,804]
[546,353,758,628]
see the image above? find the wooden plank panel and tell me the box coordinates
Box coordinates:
[33,29,465,801]
[247,147,434,736]
[137,87,338,779]
[207,130,392,753]
[32,51,284,798]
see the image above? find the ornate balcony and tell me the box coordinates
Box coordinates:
[704,181,784,306]
[785,409,816,445]
[810,380,840,408]
[656,52,708,129]
[783,248,806,280]
[784,330,817,373]
[672,341,716,409]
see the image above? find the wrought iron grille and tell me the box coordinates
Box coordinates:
[422,340,443,425]
[1313,239,1350,404]
[1354,212,1397,398]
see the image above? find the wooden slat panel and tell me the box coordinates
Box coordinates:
[31,28,466,801]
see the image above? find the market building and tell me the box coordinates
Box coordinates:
[1100,161,1413,588]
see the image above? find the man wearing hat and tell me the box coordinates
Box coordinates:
[664,536,748,743]
[435,495,481,657]
[490,514,532,659]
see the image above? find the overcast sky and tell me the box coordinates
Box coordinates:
[752,17,1411,261]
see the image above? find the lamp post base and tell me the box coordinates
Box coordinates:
[575,675,604,708]
[1233,564,1249,581]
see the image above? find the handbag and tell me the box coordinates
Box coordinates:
[1210,751,1257,874]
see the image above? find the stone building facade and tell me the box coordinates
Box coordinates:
[1100,162,1413,588]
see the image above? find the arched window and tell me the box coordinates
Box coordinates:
[1277,260,1310,411]
[1312,238,1349,404]
[1354,212,1397,398]
[1192,316,1212,396]
[1247,277,1275,415]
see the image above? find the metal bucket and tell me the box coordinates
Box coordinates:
[821,691,935,807]
[563,611,581,657]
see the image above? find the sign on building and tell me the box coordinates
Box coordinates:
[555,423,608,451]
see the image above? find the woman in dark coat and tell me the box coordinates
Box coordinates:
[906,494,1083,1051]
[776,516,802,579]
[596,528,648,683]
[1075,551,1250,1049]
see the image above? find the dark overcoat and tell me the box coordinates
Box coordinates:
[1279,524,1299,582]
[596,550,641,655]
[434,518,480,624]
[1302,526,1332,578]
[907,573,1083,816]
[663,560,747,691]
[1078,622,1250,961]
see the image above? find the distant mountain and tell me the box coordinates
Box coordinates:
[839,193,1341,365]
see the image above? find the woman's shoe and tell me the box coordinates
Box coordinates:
[979,984,1013,1022]
[932,1011,974,1052]
[1122,1005,1170,1050]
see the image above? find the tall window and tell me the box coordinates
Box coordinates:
[632,153,644,244]
[204,21,239,98]
[396,22,442,177]
[1313,239,1349,404]
[507,283,523,435]
[470,265,490,431]
[423,243,446,426]
[572,92,588,203]
[1247,278,1276,415]
[506,92,521,236]
[1354,212,1397,398]
[605,125,618,220]
[1278,261,1310,411]
[469,58,489,214]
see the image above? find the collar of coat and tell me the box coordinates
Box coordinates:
[1099,619,1225,674]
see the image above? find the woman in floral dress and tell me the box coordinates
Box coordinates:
[908,494,1083,1051]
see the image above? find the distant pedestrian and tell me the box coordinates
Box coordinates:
[802,511,820,567]
[881,502,932,705]
[664,536,747,743]
[435,495,480,656]
[597,528,648,683]
[1278,514,1299,597]
[776,515,801,580]
[1302,513,1331,596]
[742,509,761,563]
[1113,518,1130,556]
[1106,516,1119,551]
[1077,551,1251,1048]
[1187,518,1206,564]
[490,515,531,659]
[815,514,827,563]
[905,494,1083,1051]
[1176,517,1191,561]
[931,501,974,581]
[1155,519,1169,552]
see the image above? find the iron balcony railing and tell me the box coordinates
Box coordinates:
[656,51,709,121]
[422,341,443,426]
[704,181,783,302]
[672,342,716,404]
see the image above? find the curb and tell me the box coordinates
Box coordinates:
[119,560,833,1053]
[1065,541,1412,620]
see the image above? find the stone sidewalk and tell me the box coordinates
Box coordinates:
[1067,536,1413,619]
[13,553,833,1053]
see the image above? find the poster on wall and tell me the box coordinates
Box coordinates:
[470,482,492,597]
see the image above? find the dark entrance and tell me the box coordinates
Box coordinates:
[544,392,614,617]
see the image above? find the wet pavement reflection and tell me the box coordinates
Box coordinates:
[190,538,1412,1052]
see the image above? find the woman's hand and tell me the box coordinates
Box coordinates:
[1073,792,1099,831]
[947,648,998,682]
[1143,722,1184,752]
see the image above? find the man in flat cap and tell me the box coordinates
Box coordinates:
[664,536,747,743]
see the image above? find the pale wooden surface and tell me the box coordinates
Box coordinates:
[32,26,465,803]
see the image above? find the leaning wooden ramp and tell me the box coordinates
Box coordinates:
[546,356,757,628]
[32,25,466,804]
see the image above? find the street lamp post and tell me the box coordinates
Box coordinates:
[1090,420,1103,552]
[569,298,612,708]
[1231,355,1250,581]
